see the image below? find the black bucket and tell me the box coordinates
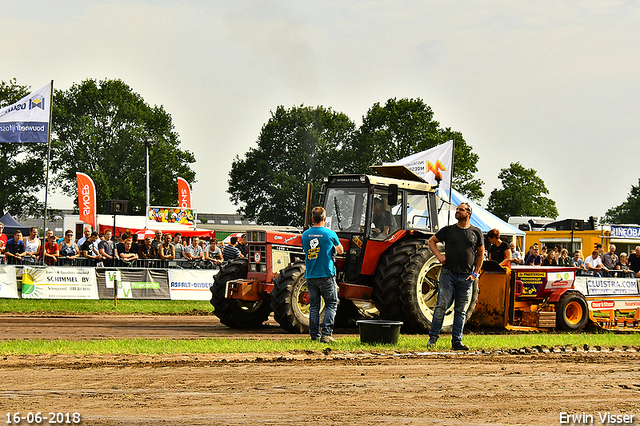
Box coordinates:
[356,320,403,345]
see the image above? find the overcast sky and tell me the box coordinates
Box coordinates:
[2,1,639,222]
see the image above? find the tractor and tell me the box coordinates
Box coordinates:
[210,166,479,333]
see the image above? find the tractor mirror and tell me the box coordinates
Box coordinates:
[388,184,398,206]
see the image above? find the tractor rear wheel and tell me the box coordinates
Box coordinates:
[210,258,271,328]
[372,239,427,321]
[271,261,321,334]
[400,247,479,333]
[556,292,589,331]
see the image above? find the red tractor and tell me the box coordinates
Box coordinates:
[211,166,479,333]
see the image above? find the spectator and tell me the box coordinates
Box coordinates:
[0,221,7,251]
[117,238,139,265]
[5,230,27,265]
[487,229,511,267]
[595,243,604,256]
[130,234,140,255]
[629,246,640,278]
[238,234,248,257]
[542,250,557,266]
[172,233,184,259]
[139,237,158,261]
[58,230,81,265]
[183,236,204,267]
[616,253,630,271]
[223,236,243,262]
[76,226,92,247]
[42,229,54,257]
[557,249,572,267]
[98,229,116,267]
[509,242,523,266]
[80,231,103,264]
[585,249,603,276]
[525,247,542,266]
[43,234,60,266]
[23,227,41,264]
[540,246,548,259]
[204,238,223,266]
[158,233,175,260]
[601,244,618,270]
[152,229,163,251]
[571,251,585,270]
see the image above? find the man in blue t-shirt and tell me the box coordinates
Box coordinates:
[302,207,344,343]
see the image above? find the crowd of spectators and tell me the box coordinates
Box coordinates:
[509,241,640,278]
[0,222,248,269]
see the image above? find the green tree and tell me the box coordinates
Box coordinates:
[228,105,355,226]
[487,162,558,221]
[349,97,484,201]
[602,178,640,224]
[0,79,46,217]
[51,78,196,215]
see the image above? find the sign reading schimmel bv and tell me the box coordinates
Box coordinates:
[20,266,99,299]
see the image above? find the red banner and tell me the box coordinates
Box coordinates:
[177,177,191,208]
[76,172,96,230]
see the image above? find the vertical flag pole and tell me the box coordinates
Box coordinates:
[42,80,54,258]
[447,137,455,226]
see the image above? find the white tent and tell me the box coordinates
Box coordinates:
[437,189,525,238]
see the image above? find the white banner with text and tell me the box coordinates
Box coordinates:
[168,269,218,300]
[0,266,19,298]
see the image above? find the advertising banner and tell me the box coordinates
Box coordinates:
[177,177,192,208]
[168,269,218,300]
[610,226,640,238]
[148,207,196,226]
[20,266,99,299]
[0,266,19,298]
[0,83,50,143]
[589,298,640,311]
[76,172,97,230]
[385,140,454,192]
[585,278,640,296]
[96,269,170,299]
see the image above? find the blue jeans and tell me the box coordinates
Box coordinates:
[429,268,473,344]
[307,276,338,339]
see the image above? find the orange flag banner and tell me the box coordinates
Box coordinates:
[76,172,96,229]
[177,177,191,208]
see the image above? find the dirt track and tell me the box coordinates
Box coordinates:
[1,315,639,425]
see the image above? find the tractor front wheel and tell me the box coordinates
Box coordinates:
[556,292,589,331]
[400,247,479,333]
[210,258,271,328]
[271,262,323,334]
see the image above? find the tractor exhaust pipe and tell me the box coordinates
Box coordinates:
[304,182,313,231]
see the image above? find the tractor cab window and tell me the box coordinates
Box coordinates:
[370,190,402,240]
[406,192,435,232]
[324,187,367,233]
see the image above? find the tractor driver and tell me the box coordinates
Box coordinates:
[371,197,394,239]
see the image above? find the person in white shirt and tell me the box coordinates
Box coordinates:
[585,250,603,276]
[509,242,522,266]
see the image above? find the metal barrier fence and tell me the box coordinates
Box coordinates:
[0,255,220,270]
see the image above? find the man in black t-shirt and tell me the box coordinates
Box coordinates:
[629,246,640,278]
[427,202,484,351]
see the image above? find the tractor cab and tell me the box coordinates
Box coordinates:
[319,166,440,283]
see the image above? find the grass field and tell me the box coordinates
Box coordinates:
[1,299,639,354]
[0,299,214,315]
[0,333,638,355]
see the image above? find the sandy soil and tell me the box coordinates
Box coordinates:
[1,315,639,426]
